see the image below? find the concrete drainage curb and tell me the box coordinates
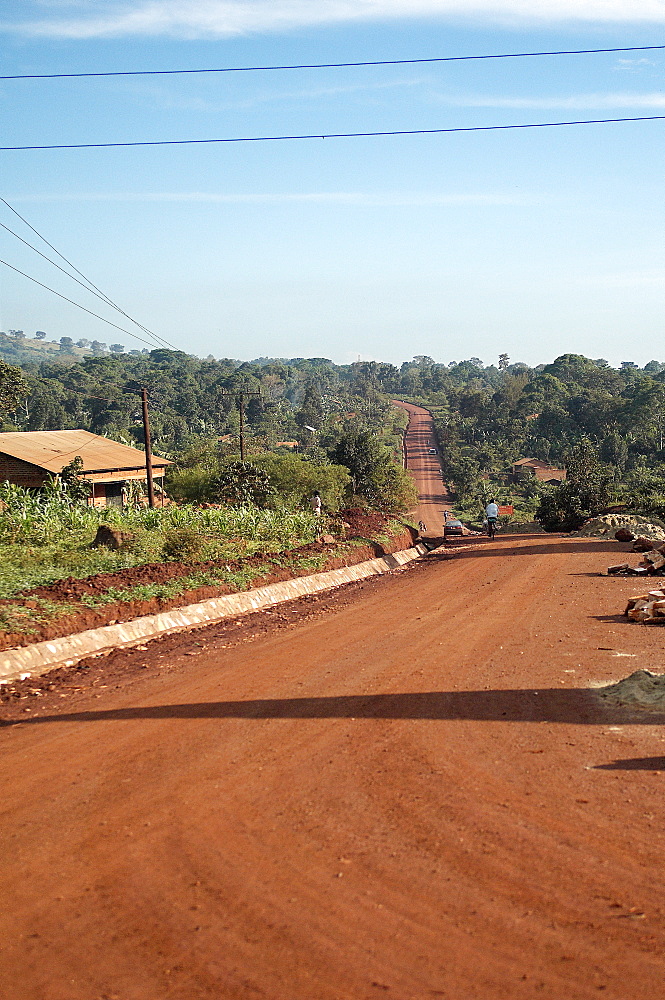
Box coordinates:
[0,542,430,685]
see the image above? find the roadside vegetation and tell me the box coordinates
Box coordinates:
[0,350,416,642]
[7,341,665,626]
[0,479,323,600]
[0,479,410,643]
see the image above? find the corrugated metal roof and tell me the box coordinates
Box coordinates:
[512,457,548,468]
[0,430,170,475]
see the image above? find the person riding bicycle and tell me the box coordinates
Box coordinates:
[485,499,499,536]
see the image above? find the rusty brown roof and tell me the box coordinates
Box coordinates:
[512,457,549,468]
[0,430,170,475]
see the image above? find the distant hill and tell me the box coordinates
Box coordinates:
[0,333,93,367]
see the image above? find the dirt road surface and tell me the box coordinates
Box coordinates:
[1,410,665,1000]
[392,400,451,534]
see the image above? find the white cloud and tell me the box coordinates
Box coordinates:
[5,0,665,40]
[11,190,528,206]
[433,91,665,109]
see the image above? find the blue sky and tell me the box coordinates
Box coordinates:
[1,1,664,368]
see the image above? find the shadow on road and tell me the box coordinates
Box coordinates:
[442,539,624,559]
[8,688,664,727]
[591,614,629,624]
[594,757,665,770]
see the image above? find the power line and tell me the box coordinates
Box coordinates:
[2,114,664,152]
[0,198,178,352]
[2,44,665,81]
[0,257,168,349]
[0,221,174,355]
[35,380,123,404]
[0,217,168,349]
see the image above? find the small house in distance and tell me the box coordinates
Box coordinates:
[0,430,171,507]
[511,457,566,485]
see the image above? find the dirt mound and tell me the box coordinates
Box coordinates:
[337,507,405,539]
[597,669,665,711]
[571,514,665,540]
[505,521,546,534]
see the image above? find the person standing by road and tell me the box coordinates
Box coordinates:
[310,491,322,516]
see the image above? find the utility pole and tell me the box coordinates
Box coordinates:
[239,393,246,461]
[220,391,262,461]
[141,387,156,508]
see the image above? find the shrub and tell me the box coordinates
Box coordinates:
[162,527,207,562]
[207,461,276,507]
[251,452,350,511]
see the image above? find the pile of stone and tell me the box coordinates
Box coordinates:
[607,535,665,576]
[572,514,665,540]
[505,521,546,534]
[625,589,665,623]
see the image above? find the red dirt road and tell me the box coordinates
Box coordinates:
[1,415,665,999]
[392,400,451,534]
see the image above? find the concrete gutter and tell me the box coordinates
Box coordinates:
[0,542,429,685]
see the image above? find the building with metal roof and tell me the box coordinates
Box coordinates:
[511,457,566,484]
[0,430,170,506]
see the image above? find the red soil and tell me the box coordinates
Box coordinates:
[2,408,663,999]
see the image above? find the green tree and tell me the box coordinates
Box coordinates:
[600,430,628,471]
[252,453,350,511]
[296,383,324,431]
[536,439,613,531]
[59,455,92,502]
[208,461,275,507]
[329,430,385,497]
[329,430,416,511]
[0,359,29,414]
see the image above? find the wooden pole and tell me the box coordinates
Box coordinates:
[141,387,156,508]
[220,390,261,461]
[239,393,245,462]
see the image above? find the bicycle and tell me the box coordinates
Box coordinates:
[487,517,498,539]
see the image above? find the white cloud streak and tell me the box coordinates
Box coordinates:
[5,0,665,40]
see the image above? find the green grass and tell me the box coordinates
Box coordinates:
[0,542,152,599]
[0,597,80,636]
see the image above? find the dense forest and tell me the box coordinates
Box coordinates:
[411,353,665,527]
[0,343,416,513]
[2,336,665,527]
